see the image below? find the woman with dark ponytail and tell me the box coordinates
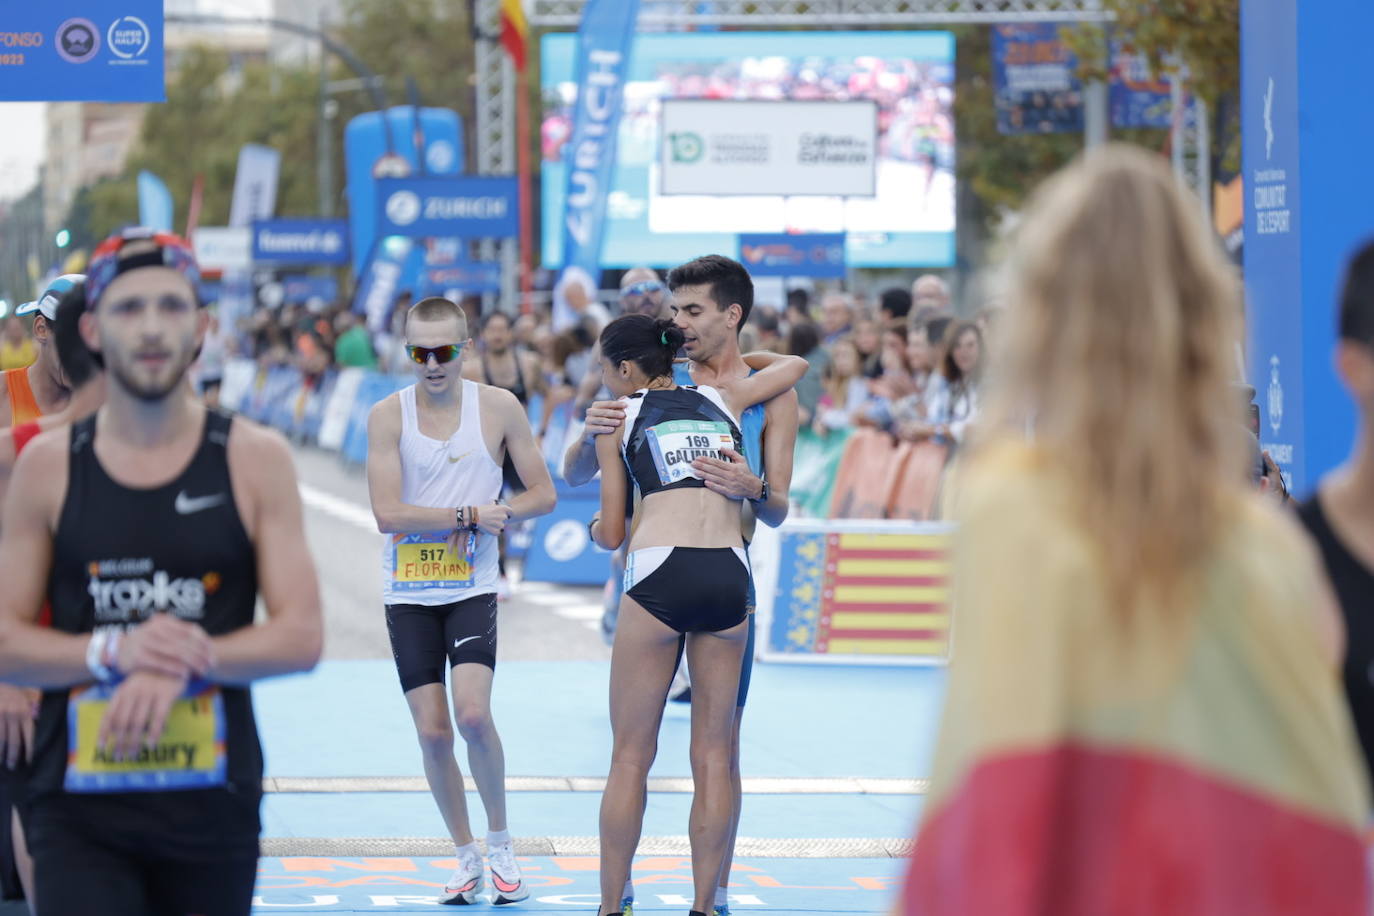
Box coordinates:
[588,313,806,916]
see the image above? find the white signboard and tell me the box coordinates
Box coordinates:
[660,100,878,197]
[192,227,252,272]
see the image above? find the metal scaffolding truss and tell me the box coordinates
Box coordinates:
[474,0,519,303]
[529,0,1114,28]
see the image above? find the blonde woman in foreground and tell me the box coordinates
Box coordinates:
[901,145,1369,915]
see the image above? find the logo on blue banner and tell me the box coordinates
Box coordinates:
[425,263,503,295]
[557,0,643,285]
[252,220,350,265]
[0,3,164,101]
[1242,0,1303,490]
[281,275,340,304]
[739,233,847,279]
[376,178,519,239]
[991,24,1083,135]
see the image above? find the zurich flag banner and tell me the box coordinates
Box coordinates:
[0,2,164,102]
[554,0,642,329]
[137,171,174,233]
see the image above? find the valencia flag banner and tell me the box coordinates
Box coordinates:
[501,0,528,71]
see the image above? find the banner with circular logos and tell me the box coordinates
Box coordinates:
[0,2,163,101]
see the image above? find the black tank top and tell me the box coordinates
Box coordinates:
[1297,495,1374,794]
[30,409,262,803]
[483,351,529,406]
[620,386,743,499]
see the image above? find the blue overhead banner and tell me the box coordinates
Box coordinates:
[739,233,847,278]
[991,24,1082,135]
[252,219,350,265]
[0,2,164,101]
[344,107,465,275]
[376,177,519,239]
[556,0,642,285]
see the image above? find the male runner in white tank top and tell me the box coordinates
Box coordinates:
[366,297,556,905]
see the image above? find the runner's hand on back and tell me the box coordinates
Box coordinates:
[584,399,628,437]
[0,684,35,769]
[117,613,215,680]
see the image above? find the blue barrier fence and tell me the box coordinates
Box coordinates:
[221,358,610,586]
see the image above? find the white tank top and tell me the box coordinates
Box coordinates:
[382,380,504,604]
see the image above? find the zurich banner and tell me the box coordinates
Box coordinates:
[425,263,503,296]
[252,219,350,265]
[0,2,164,102]
[344,107,465,275]
[376,177,519,239]
[739,233,847,279]
[555,0,642,308]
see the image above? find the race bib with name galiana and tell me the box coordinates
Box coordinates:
[645,419,735,486]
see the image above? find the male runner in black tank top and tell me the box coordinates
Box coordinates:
[1300,240,1374,794]
[0,229,323,916]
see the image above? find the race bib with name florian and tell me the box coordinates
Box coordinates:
[646,419,735,486]
[65,680,226,793]
[392,532,477,592]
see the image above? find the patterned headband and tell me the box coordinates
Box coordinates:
[86,227,202,308]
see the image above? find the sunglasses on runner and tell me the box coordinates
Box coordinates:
[620,280,664,299]
[406,342,466,365]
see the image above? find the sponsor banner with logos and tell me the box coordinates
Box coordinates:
[990,23,1083,135]
[192,227,252,273]
[251,219,350,265]
[280,274,340,304]
[376,177,519,239]
[1241,0,1304,491]
[0,2,163,102]
[423,262,503,296]
[352,235,414,332]
[344,107,466,275]
[660,100,877,197]
[739,232,846,278]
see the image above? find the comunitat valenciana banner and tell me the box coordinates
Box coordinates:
[0,2,164,102]
[660,100,877,198]
[554,0,642,327]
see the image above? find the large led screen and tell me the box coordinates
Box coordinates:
[541,31,956,270]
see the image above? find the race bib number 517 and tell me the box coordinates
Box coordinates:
[392,533,476,591]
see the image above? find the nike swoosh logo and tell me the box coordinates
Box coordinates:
[447,450,473,464]
[492,872,521,893]
[174,491,226,515]
[453,635,480,649]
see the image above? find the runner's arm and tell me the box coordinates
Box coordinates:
[208,424,323,684]
[591,430,626,550]
[572,342,604,415]
[719,354,808,416]
[496,389,556,522]
[755,389,800,528]
[562,398,628,486]
[0,433,94,686]
[366,396,464,533]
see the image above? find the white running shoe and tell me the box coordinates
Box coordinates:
[439,852,485,905]
[488,841,530,904]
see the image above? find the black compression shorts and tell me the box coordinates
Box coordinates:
[385,593,499,692]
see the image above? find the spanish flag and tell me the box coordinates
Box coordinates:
[500,0,528,72]
[902,443,1371,915]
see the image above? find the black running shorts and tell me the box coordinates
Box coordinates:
[385,593,499,692]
